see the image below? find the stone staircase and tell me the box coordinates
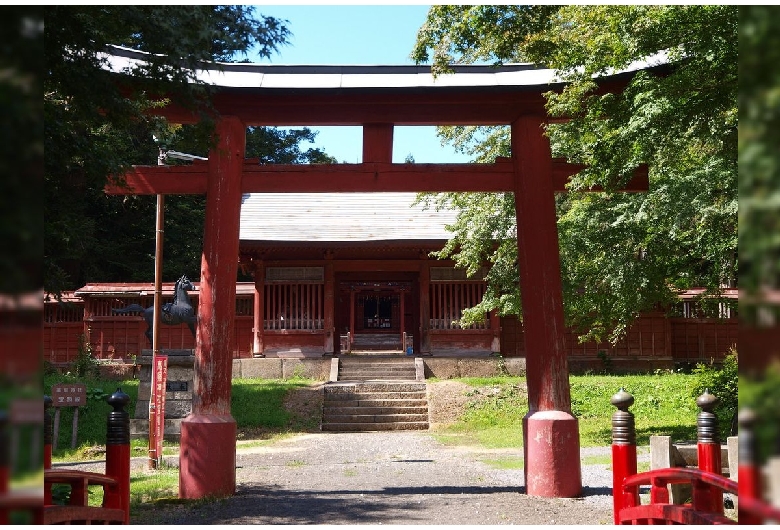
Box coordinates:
[322,357,429,432]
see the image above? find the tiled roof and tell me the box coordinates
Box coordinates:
[240,192,457,242]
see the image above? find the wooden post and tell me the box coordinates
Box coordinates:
[419,263,431,355]
[349,290,355,346]
[738,408,762,525]
[610,388,639,525]
[180,115,244,500]
[149,190,164,469]
[324,261,334,355]
[0,411,7,525]
[103,389,130,524]
[490,309,500,353]
[512,115,580,497]
[400,288,405,349]
[695,389,723,515]
[44,396,52,505]
[362,123,393,163]
[252,261,265,357]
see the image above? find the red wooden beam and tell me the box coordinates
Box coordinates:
[363,124,394,163]
[149,89,550,126]
[105,161,648,195]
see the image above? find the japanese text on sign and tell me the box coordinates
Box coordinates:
[51,383,87,407]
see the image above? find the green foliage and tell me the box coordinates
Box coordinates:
[69,334,100,378]
[43,6,294,294]
[739,364,780,462]
[436,373,700,448]
[570,373,699,445]
[0,7,43,295]
[691,348,738,439]
[413,6,737,344]
[739,6,780,304]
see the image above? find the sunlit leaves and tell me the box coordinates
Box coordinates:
[413,6,737,343]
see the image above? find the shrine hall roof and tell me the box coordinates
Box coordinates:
[239,192,458,243]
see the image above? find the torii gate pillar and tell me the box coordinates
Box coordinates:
[512,116,581,498]
[180,116,245,499]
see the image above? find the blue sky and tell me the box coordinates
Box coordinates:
[248,4,473,164]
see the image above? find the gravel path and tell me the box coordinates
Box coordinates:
[114,432,643,525]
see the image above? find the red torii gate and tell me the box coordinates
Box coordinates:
[104,49,648,500]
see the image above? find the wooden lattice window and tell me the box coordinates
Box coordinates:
[266,267,324,282]
[235,296,253,316]
[44,303,84,323]
[430,267,488,281]
[430,282,488,330]
[264,283,324,330]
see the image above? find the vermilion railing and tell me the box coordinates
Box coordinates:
[611,388,780,525]
[43,389,131,525]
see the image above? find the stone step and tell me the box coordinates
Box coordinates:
[323,405,428,416]
[323,413,430,423]
[322,421,429,432]
[325,382,426,393]
[324,393,427,403]
[337,375,417,382]
[321,378,429,432]
[339,365,416,372]
[324,398,428,408]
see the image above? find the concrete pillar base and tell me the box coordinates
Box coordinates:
[179,413,237,499]
[523,410,582,498]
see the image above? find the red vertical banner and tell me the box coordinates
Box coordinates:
[154,355,168,465]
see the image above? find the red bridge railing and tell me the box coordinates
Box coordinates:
[43,388,131,525]
[611,388,780,525]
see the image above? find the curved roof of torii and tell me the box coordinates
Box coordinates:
[102,45,667,126]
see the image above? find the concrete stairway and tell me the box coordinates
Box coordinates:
[322,357,429,432]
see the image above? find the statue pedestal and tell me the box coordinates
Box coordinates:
[129,349,195,442]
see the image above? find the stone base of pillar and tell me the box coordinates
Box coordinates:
[523,410,582,498]
[179,413,237,499]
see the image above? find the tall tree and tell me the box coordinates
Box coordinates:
[412,6,737,343]
[1,8,43,296]
[44,6,291,294]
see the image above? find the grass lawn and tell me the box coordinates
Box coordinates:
[431,372,702,449]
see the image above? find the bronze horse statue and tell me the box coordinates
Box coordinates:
[112,275,197,346]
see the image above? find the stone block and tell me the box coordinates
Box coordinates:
[727,436,738,481]
[458,359,500,378]
[239,358,283,379]
[281,359,329,380]
[503,358,526,376]
[423,359,460,379]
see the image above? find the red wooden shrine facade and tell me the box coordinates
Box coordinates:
[45,281,736,366]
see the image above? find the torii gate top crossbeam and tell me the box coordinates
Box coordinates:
[104,45,663,126]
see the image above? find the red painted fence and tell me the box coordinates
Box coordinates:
[611,389,780,524]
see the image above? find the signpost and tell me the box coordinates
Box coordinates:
[152,355,168,466]
[149,144,166,469]
[50,383,87,449]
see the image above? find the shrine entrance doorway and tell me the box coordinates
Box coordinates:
[336,274,417,354]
